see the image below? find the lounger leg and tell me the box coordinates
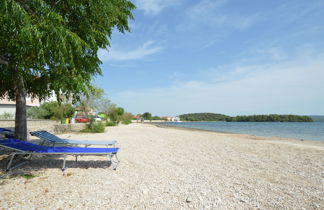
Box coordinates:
[75,155,78,162]
[62,156,67,172]
[6,153,16,171]
[108,153,119,170]
[6,153,31,171]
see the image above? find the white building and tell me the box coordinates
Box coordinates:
[0,97,40,116]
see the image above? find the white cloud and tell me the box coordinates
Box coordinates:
[135,0,182,15]
[255,47,286,61]
[112,51,324,116]
[184,0,259,30]
[186,0,228,19]
[98,41,162,61]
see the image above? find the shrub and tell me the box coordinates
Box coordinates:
[0,112,14,120]
[121,112,133,125]
[122,119,132,125]
[108,107,124,123]
[106,121,117,126]
[81,122,105,133]
[27,102,75,121]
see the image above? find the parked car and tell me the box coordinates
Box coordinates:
[75,116,90,123]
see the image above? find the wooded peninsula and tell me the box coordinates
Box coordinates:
[179,113,314,122]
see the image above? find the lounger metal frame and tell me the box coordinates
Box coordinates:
[0,144,119,172]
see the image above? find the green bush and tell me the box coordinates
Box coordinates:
[122,119,132,125]
[81,122,105,133]
[27,102,75,121]
[106,121,117,126]
[121,112,133,125]
[0,112,14,120]
[108,107,124,123]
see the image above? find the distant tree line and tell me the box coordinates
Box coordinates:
[179,113,228,121]
[226,114,313,122]
[309,115,324,122]
[179,113,313,122]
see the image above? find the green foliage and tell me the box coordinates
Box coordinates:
[180,113,229,121]
[60,103,75,118]
[82,122,105,133]
[0,0,135,138]
[77,87,109,116]
[0,0,135,101]
[226,114,313,122]
[142,112,152,120]
[21,173,37,180]
[151,116,162,120]
[106,121,117,126]
[27,101,75,120]
[121,112,133,124]
[0,112,14,120]
[122,120,132,125]
[108,107,124,123]
[98,113,107,120]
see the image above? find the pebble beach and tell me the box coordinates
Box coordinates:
[0,123,323,209]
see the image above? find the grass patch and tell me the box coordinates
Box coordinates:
[21,173,37,179]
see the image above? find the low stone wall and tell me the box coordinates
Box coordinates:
[54,123,86,134]
[0,120,86,134]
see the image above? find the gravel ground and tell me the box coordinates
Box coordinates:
[0,123,323,209]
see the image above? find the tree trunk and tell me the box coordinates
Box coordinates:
[15,75,27,141]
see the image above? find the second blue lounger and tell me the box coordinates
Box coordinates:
[30,130,117,147]
[0,128,14,138]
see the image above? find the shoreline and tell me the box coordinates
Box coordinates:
[150,122,324,146]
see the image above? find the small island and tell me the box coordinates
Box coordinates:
[225,114,313,122]
[179,113,313,122]
[179,113,228,121]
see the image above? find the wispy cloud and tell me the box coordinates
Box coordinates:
[186,0,228,19]
[184,0,259,30]
[112,50,324,115]
[135,0,183,15]
[99,41,162,62]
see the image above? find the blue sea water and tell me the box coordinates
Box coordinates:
[160,122,324,141]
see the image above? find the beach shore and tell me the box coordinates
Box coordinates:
[1,123,323,209]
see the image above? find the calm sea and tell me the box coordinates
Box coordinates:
[160,122,324,141]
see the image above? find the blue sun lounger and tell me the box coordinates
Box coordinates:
[0,128,14,138]
[30,130,117,147]
[0,138,119,171]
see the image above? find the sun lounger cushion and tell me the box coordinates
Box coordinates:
[0,139,118,154]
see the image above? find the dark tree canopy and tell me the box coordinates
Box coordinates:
[0,0,135,139]
[179,113,229,121]
[226,114,313,122]
[142,112,152,120]
[0,0,135,100]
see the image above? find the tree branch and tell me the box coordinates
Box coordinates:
[51,0,61,7]
[15,0,35,15]
[0,56,9,65]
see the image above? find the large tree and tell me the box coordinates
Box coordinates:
[0,0,135,140]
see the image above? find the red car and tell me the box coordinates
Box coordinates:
[75,116,90,123]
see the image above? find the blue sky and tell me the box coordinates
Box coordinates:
[95,0,324,116]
